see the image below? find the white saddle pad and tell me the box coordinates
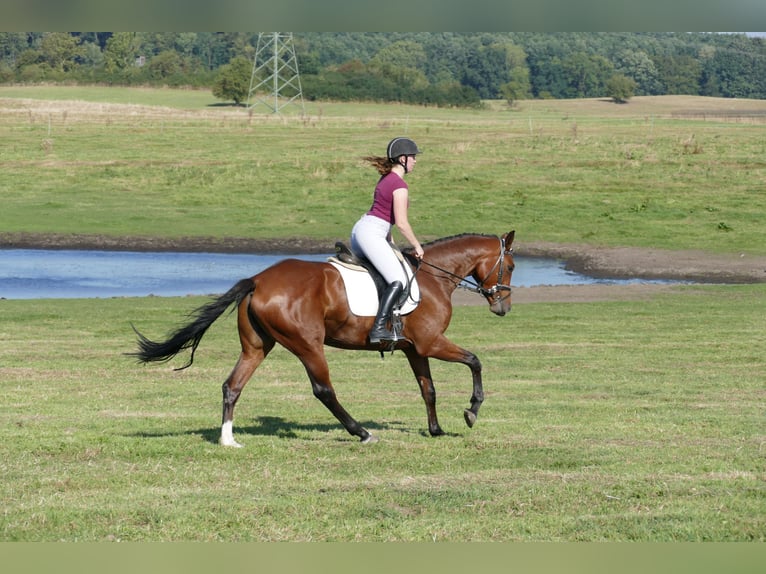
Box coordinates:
[328,259,420,317]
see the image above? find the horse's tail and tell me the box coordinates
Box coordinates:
[128,277,255,370]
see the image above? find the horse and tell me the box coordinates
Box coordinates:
[129,230,515,445]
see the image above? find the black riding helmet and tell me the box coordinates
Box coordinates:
[386,137,421,173]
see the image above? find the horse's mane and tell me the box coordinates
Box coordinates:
[423,233,496,248]
[401,233,496,263]
[402,233,495,252]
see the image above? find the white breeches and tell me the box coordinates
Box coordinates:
[350,215,408,285]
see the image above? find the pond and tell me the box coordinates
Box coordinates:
[0,249,674,300]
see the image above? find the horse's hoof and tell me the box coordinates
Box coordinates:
[220,438,244,448]
[361,434,379,444]
[463,409,477,428]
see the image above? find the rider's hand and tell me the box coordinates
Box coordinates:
[415,245,424,259]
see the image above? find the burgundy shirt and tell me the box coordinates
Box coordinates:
[366,172,407,224]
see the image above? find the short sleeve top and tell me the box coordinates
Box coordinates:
[366,172,407,224]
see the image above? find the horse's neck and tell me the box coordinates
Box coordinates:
[426,236,492,277]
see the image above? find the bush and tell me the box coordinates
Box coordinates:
[212,56,251,105]
[606,74,637,103]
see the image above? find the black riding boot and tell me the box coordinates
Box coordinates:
[369,281,404,343]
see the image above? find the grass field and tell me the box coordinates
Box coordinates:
[0,285,764,541]
[0,87,764,543]
[1,86,765,254]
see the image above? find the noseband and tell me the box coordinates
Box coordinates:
[419,236,513,300]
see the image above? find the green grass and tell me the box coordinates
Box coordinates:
[1,286,763,541]
[1,87,765,254]
[0,85,219,109]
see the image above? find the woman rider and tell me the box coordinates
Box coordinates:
[350,137,425,343]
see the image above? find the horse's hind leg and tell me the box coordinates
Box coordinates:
[220,346,272,447]
[220,302,275,447]
[299,349,376,443]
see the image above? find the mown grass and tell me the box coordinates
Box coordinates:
[1,285,763,541]
[1,87,765,254]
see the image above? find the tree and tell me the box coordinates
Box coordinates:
[0,32,28,66]
[606,74,637,103]
[80,41,105,69]
[614,49,661,95]
[459,41,514,99]
[368,40,429,95]
[175,32,197,58]
[148,50,182,79]
[654,54,701,95]
[702,46,766,98]
[499,43,531,105]
[212,56,251,105]
[5,32,766,102]
[103,32,139,73]
[369,40,426,71]
[561,52,614,98]
[40,32,82,72]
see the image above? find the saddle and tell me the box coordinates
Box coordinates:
[334,242,388,297]
[332,242,415,310]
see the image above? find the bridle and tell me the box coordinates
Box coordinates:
[417,236,513,301]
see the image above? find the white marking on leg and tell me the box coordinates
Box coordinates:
[219,420,242,448]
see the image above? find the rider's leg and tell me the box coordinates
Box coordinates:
[369,281,403,343]
[351,215,409,343]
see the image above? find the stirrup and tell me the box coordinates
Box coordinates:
[369,309,403,344]
[369,328,401,344]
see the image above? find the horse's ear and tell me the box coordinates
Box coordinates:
[504,230,516,244]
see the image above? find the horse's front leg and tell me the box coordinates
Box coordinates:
[403,349,444,436]
[462,349,483,427]
[419,337,483,429]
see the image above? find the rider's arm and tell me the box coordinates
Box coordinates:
[392,188,424,258]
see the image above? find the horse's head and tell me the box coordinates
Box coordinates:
[471,230,515,316]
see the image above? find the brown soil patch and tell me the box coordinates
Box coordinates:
[2,232,765,304]
[452,283,690,305]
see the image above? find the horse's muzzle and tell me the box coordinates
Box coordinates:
[490,298,511,316]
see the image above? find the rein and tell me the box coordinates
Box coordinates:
[417,236,513,299]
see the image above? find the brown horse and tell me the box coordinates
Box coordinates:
[130,231,515,445]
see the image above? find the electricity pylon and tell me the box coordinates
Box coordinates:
[247,32,305,114]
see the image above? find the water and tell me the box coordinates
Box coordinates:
[0,249,330,299]
[0,249,667,300]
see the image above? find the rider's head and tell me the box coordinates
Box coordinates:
[386,137,421,174]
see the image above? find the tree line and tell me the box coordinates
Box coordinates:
[1,32,765,106]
